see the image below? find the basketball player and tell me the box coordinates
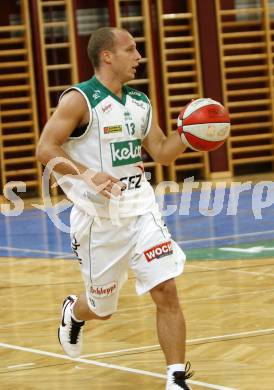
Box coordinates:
[36,27,193,390]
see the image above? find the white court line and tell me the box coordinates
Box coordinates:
[81,327,274,359]
[187,262,274,277]
[0,246,70,257]
[229,269,274,277]
[7,363,35,369]
[55,254,74,258]
[188,328,274,343]
[80,344,161,358]
[177,229,274,245]
[0,342,236,390]
[185,287,274,303]
[0,317,58,329]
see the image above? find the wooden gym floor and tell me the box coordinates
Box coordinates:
[1,181,274,389]
[0,255,274,389]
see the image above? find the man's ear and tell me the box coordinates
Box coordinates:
[101,50,112,64]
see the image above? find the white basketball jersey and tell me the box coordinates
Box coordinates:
[54,76,157,218]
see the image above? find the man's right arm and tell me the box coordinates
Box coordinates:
[36,90,125,198]
[36,90,89,176]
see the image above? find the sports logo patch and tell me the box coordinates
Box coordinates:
[129,90,142,97]
[92,89,101,99]
[89,297,96,308]
[90,282,117,298]
[71,236,82,265]
[132,100,145,110]
[144,241,173,262]
[104,125,122,134]
[124,111,132,121]
[102,103,113,113]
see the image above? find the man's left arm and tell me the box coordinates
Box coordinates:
[142,117,187,166]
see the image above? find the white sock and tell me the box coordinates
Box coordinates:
[167,363,185,377]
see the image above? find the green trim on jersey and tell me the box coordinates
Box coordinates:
[143,105,152,137]
[93,107,104,171]
[123,84,150,104]
[74,76,126,106]
[74,76,150,107]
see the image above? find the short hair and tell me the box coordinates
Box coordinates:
[87,27,128,69]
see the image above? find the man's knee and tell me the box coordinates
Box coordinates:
[150,278,180,311]
[151,278,177,296]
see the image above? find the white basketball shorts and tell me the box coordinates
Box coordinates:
[70,206,186,316]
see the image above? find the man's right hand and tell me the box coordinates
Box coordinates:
[82,170,126,199]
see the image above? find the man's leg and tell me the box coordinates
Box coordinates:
[150,278,192,389]
[73,293,112,321]
[150,278,185,364]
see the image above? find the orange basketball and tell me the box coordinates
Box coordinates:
[177,98,230,151]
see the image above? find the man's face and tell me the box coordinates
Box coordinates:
[109,31,142,83]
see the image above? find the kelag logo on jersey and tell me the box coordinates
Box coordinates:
[110,139,142,166]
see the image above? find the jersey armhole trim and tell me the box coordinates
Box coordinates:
[143,105,152,139]
[59,87,93,140]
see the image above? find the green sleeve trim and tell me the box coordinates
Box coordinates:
[143,105,152,138]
